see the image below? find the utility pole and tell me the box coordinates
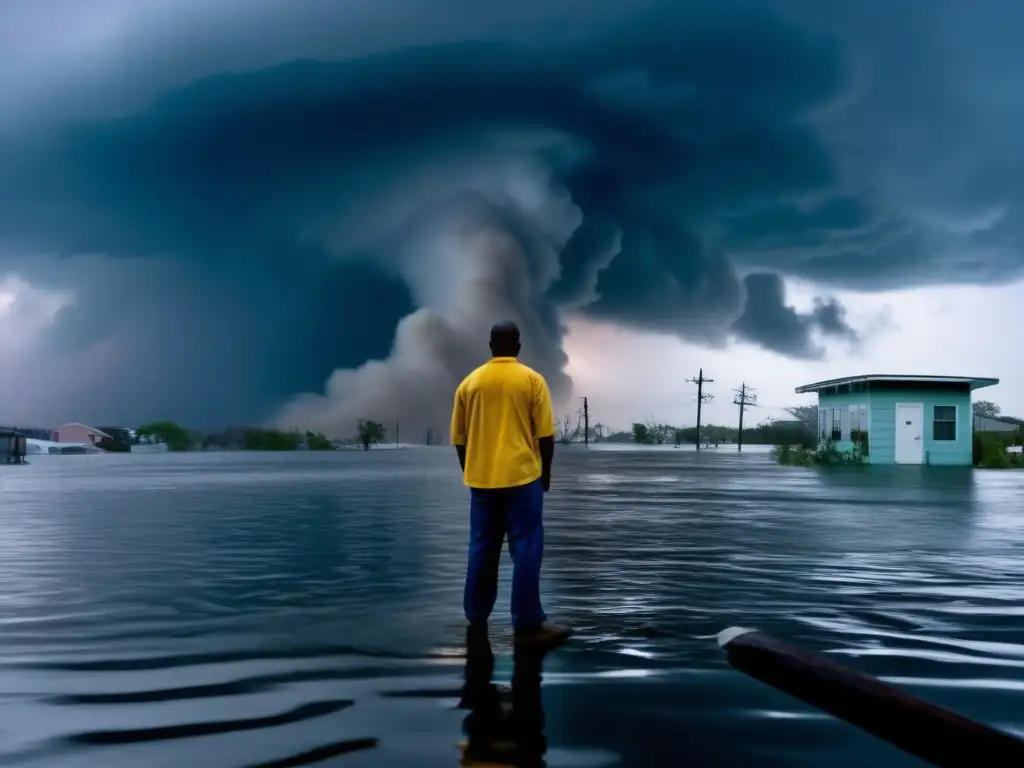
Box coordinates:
[686,369,714,450]
[395,420,399,447]
[733,383,757,452]
[578,396,589,446]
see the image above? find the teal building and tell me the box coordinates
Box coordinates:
[795,375,999,466]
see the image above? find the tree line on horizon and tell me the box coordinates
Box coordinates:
[622,419,816,448]
[19,399,1020,455]
[551,405,821,448]
[129,421,392,452]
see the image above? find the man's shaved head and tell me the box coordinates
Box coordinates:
[489,321,521,357]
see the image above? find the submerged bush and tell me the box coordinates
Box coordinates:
[777,431,1024,469]
[973,431,1024,468]
[773,438,869,467]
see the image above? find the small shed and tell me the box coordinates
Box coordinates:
[795,375,999,466]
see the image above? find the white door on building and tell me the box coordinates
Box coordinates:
[894,403,924,464]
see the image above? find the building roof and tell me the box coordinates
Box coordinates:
[54,422,114,439]
[974,415,1020,432]
[795,374,999,394]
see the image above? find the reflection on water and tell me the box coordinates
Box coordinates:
[0,448,1021,765]
[458,627,547,767]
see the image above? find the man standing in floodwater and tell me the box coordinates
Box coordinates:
[451,321,571,647]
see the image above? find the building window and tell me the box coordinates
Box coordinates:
[933,405,957,441]
[849,404,869,443]
[818,408,827,441]
[830,408,842,441]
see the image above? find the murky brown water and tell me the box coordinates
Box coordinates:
[1,446,1022,766]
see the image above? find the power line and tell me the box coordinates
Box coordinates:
[733,383,757,452]
[686,368,714,451]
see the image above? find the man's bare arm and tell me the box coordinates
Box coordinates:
[451,384,467,473]
[538,436,554,491]
[531,375,556,492]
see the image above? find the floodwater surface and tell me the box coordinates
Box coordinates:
[2,447,1024,766]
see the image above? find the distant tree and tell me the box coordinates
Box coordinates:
[241,428,302,451]
[357,420,386,451]
[647,422,669,444]
[305,431,334,450]
[137,420,192,451]
[785,406,819,426]
[973,400,1001,419]
[96,426,133,453]
[558,414,576,444]
[677,426,700,444]
[632,422,652,444]
[201,426,246,450]
[748,419,816,449]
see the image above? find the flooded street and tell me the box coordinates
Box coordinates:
[1,447,1023,766]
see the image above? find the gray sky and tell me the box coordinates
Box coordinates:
[1,0,1022,433]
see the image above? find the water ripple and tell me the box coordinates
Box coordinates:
[1,448,1023,765]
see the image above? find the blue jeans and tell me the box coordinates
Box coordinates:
[464,479,547,629]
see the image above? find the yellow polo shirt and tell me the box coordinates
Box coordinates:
[450,357,555,489]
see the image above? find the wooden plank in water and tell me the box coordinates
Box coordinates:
[717,626,1024,767]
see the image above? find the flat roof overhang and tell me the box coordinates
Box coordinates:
[796,375,999,394]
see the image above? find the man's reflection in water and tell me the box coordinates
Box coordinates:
[458,626,548,767]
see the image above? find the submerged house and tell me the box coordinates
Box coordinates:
[96,426,134,452]
[795,375,999,466]
[25,438,104,455]
[52,423,112,446]
[0,426,27,464]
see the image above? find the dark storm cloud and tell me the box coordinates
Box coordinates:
[0,0,1021,431]
[732,273,858,359]
[728,0,1024,288]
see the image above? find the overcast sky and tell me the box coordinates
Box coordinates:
[1,0,1022,434]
